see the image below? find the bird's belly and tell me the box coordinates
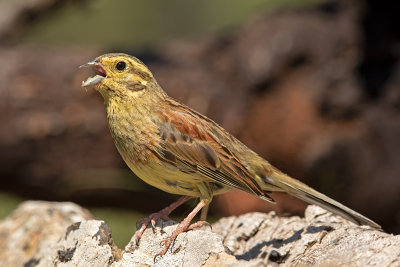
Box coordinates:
[126,161,205,197]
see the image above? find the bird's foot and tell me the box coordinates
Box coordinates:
[135,196,192,244]
[136,210,172,242]
[155,220,210,258]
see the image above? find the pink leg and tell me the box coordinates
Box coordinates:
[156,199,209,258]
[136,196,191,242]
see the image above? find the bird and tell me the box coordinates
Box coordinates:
[80,53,381,257]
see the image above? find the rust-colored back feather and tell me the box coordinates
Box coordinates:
[154,98,267,197]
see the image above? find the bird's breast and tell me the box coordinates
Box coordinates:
[106,98,160,164]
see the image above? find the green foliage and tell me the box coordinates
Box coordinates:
[0,192,23,219]
[90,207,144,248]
[24,0,321,49]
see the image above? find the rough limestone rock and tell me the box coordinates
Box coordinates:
[0,201,399,266]
[212,207,400,266]
[0,201,235,267]
[0,201,93,267]
[115,220,236,267]
[35,220,121,267]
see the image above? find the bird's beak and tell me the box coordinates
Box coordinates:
[80,59,107,87]
[79,59,98,69]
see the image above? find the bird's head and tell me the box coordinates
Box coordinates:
[81,53,164,101]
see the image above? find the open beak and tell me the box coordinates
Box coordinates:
[80,59,107,87]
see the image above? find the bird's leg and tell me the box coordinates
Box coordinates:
[136,195,192,242]
[200,202,209,221]
[156,198,209,257]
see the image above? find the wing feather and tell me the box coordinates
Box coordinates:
[154,102,267,197]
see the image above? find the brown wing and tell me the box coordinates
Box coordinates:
[154,99,270,199]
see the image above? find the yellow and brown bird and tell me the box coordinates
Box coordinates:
[81,53,380,256]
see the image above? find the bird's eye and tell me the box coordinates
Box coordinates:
[116,61,126,71]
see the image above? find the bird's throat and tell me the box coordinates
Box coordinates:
[105,97,160,164]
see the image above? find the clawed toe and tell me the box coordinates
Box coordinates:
[156,236,174,258]
[136,198,208,260]
[136,213,170,228]
[155,220,209,257]
[187,220,211,230]
[135,210,174,242]
[136,217,147,228]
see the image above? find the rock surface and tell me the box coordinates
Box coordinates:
[0,201,93,267]
[213,208,400,266]
[0,201,399,266]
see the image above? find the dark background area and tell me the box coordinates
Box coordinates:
[0,0,399,246]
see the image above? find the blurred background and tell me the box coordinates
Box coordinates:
[0,0,399,247]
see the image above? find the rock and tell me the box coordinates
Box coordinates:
[1,201,399,266]
[0,201,236,267]
[213,206,400,266]
[0,201,93,267]
[36,220,121,267]
[116,220,235,267]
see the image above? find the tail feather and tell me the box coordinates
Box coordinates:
[263,172,381,229]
